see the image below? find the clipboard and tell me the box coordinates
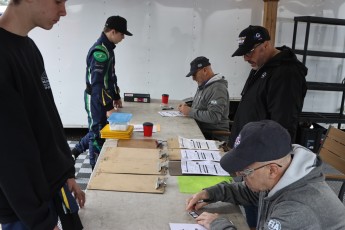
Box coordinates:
[87,173,167,194]
[117,139,158,149]
[167,138,180,149]
[98,147,167,175]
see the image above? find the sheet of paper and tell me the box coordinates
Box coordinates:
[132,124,158,132]
[181,160,229,176]
[169,223,207,230]
[158,111,184,117]
[177,176,232,194]
[178,137,219,150]
[180,149,222,161]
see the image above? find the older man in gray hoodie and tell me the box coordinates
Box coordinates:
[178,56,230,142]
[186,120,345,230]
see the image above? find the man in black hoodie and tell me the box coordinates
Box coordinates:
[0,0,85,229]
[229,25,308,230]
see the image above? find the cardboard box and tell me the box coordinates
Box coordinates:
[124,93,150,103]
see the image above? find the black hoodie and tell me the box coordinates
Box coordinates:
[229,46,308,147]
[0,28,75,229]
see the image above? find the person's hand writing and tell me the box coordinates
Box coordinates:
[178,103,191,116]
[186,190,210,211]
[67,178,86,208]
[195,212,219,230]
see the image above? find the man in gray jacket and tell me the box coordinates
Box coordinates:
[186,120,345,230]
[178,56,230,142]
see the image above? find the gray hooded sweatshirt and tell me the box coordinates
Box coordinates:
[189,74,230,141]
[205,145,345,230]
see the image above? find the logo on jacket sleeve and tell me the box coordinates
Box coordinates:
[210,100,218,105]
[41,71,51,90]
[267,219,281,230]
[261,72,267,79]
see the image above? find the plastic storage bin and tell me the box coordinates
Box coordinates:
[107,113,133,131]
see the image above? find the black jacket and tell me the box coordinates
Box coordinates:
[229,46,307,147]
[0,28,75,229]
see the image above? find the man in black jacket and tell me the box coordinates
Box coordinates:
[229,25,307,230]
[0,0,85,229]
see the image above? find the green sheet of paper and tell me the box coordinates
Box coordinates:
[177,176,232,194]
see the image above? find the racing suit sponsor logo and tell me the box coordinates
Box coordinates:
[41,71,51,90]
[93,50,108,62]
[268,219,281,230]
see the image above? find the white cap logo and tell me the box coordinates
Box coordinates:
[234,134,241,148]
[255,32,262,40]
[237,36,246,45]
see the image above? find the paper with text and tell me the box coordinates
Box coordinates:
[181,160,229,176]
[169,223,207,230]
[180,149,222,161]
[158,111,184,117]
[178,137,219,150]
[132,124,158,132]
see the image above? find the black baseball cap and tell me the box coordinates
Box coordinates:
[231,25,270,57]
[220,120,292,174]
[186,56,211,77]
[105,15,133,36]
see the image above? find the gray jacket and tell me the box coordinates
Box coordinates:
[190,74,230,141]
[205,145,345,230]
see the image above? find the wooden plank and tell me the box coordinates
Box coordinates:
[263,0,279,45]
[327,126,345,142]
[320,148,345,175]
[322,137,345,158]
[325,174,345,181]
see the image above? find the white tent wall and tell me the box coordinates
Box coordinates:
[26,0,345,127]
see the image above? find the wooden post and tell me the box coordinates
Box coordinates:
[263,0,279,45]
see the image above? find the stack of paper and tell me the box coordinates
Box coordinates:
[100,124,134,139]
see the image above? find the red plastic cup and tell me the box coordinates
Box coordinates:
[162,94,169,104]
[143,122,154,137]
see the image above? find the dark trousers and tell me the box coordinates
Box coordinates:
[244,205,258,228]
[79,92,107,168]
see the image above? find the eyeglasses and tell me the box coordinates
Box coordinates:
[244,43,263,57]
[238,163,282,177]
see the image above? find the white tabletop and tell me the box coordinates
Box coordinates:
[78,99,248,230]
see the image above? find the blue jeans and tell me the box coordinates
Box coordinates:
[244,205,258,228]
[2,221,29,230]
[2,202,57,230]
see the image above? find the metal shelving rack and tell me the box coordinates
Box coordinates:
[292,16,345,129]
